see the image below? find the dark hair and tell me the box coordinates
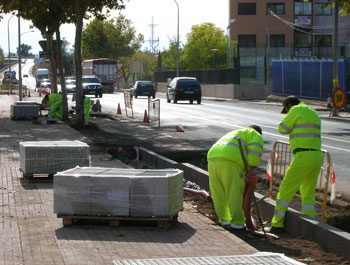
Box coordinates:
[249,125,262,135]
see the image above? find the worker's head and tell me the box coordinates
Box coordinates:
[281,95,300,114]
[249,125,262,135]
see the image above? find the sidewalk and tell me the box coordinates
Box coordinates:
[0,94,260,265]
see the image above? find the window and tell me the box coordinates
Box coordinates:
[315,35,332,47]
[238,35,256,47]
[268,34,285,47]
[238,3,256,15]
[267,3,285,15]
[315,3,332,15]
[294,32,312,48]
[294,1,312,15]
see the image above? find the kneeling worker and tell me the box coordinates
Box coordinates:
[83,95,92,125]
[207,125,264,232]
[48,93,63,120]
[268,96,322,234]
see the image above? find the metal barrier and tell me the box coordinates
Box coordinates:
[123,91,133,118]
[267,140,333,222]
[148,98,160,128]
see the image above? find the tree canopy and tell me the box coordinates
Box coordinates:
[17,43,33,57]
[182,23,227,70]
[82,15,144,60]
[0,47,3,63]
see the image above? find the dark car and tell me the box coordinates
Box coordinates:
[65,79,76,93]
[167,77,201,104]
[130,81,156,98]
[345,90,350,112]
[82,76,103,98]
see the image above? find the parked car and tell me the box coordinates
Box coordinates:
[2,71,18,85]
[345,90,350,112]
[65,79,76,93]
[39,79,51,95]
[167,77,201,104]
[82,76,103,98]
[130,81,156,98]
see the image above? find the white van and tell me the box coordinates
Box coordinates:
[36,68,49,88]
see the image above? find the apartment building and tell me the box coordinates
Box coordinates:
[229,0,350,58]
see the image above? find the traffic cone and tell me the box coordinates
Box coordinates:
[117,103,122,114]
[39,89,42,97]
[22,91,25,98]
[28,89,31,97]
[143,109,149,123]
[176,124,184,132]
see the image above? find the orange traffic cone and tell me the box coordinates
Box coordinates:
[39,89,42,97]
[28,89,31,97]
[176,124,184,132]
[22,91,26,98]
[143,109,149,123]
[117,103,122,114]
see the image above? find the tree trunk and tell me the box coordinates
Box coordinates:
[74,0,87,127]
[56,28,68,121]
[48,35,58,94]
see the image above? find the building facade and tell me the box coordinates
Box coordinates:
[229,0,350,58]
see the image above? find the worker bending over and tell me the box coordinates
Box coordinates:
[48,93,63,120]
[268,96,322,234]
[207,125,264,233]
[83,95,92,125]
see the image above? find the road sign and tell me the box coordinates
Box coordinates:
[11,71,16,76]
[333,87,346,109]
[39,51,50,58]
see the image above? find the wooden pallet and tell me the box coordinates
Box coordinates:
[57,213,179,228]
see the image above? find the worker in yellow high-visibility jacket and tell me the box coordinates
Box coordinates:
[83,96,92,125]
[48,93,63,120]
[207,125,264,233]
[268,96,322,234]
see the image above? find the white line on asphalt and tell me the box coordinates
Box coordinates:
[179,112,350,153]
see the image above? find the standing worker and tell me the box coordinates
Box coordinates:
[83,95,92,125]
[48,93,63,120]
[268,96,322,234]
[207,125,264,233]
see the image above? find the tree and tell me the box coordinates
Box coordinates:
[160,37,185,71]
[17,43,33,57]
[0,46,3,63]
[82,15,144,60]
[325,0,350,14]
[182,23,227,70]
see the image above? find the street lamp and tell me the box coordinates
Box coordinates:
[211,49,218,69]
[172,0,179,77]
[227,19,235,68]
[18,15,23,101]
[7,14,16,72]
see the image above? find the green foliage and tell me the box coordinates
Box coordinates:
[17,43,33,57]
[182,23,227,70]
[160,37,185,71]
[82,15,144,60]
[61,38,75,76]
[0,46,3,63]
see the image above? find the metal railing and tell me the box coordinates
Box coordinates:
[267,140,333,222]
[148,98,160,128]
[123,92,133,118]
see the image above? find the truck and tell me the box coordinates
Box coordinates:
[82,59,118,93]
[36,68,49,88]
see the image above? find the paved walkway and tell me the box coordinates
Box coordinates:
[0,94,257,265]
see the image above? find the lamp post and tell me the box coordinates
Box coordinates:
[172,0,179,77]
[211,49,218,69]
[7,14,16,72]
[18,15,22,101]
[227,19,235,68]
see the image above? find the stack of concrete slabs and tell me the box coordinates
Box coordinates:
[11,101,40,119]
[53,167,183,217]
[19,140,90,174]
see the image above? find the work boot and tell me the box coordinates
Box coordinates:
[266,226,286,235]
[220,222,232,232]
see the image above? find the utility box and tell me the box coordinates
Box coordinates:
[19,141,90,174]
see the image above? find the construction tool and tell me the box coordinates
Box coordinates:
[237,138,267,237]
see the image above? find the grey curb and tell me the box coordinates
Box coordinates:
[139,147,350,260]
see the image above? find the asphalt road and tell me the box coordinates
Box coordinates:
[3,60,350,200]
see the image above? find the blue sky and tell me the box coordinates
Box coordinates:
[0,0,228,56]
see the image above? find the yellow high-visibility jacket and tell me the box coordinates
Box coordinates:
[278,102,321,152]
[207,127,264,171]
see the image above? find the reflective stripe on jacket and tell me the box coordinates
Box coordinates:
[207,127,264,171]
[278,102,321,151]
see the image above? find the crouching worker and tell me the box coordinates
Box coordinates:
[83,95,92,125]
[91,99,102,112]
[207,125,264,233]
[47,93,63,120]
